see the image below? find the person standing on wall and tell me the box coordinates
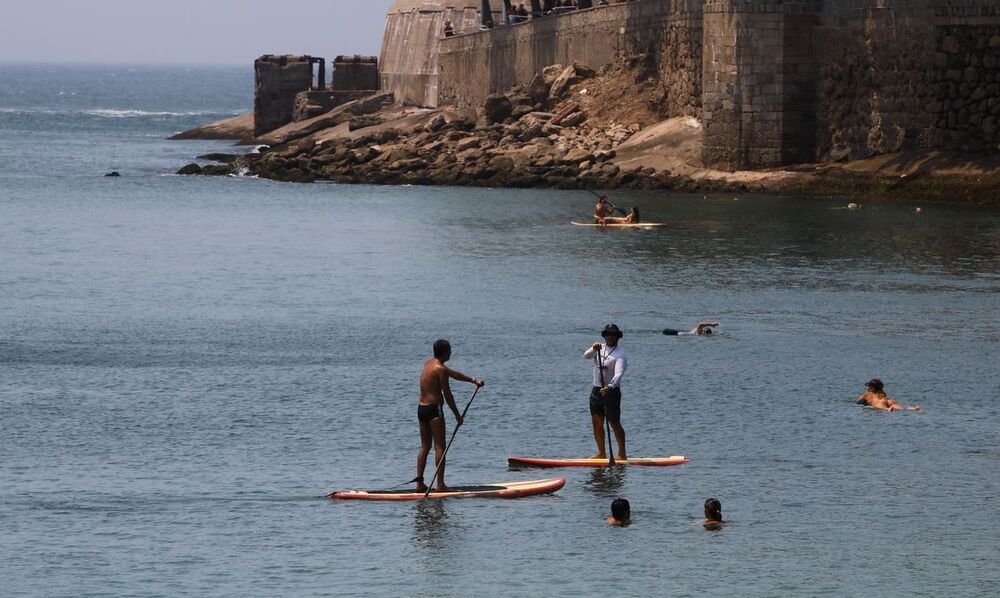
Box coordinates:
[583,324,628,460]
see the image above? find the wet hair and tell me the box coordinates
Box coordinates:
[701,327,714,335]
[433,339,451,359]
[611,498,630,521]
[705,498,722,522]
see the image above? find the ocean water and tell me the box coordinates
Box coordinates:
[1,64,999,597]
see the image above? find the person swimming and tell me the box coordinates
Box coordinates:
[663,321,720,336]
[606,498,631,526]
[856,379,921,412]
[704,498,724,529]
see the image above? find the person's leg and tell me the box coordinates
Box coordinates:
[431,416,449,491]
[591,414,607,459]
[610,421,627,460]
[416,419,432,492]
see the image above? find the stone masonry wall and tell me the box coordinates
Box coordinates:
[701,0,820,170]
[815,0,1000,159]
[437,0,703,115]
[254,55,314,136]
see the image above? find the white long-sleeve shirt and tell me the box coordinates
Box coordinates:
[583,343,628,389]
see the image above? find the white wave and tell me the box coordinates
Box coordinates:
[0,107,240,118]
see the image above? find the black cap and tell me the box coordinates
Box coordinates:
[601,324,623,339]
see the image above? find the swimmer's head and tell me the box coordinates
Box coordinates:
[701,327,714,335]
[433,339,451,361]
[705,498,722,522]
[866,378,884,392]
[611,498,630,522]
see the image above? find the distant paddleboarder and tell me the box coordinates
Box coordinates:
[583,324,628,460]
[594,196,639,225]
[663,321,721,336]
[416,339,485,493]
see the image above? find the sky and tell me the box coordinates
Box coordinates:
[0,0,396,65]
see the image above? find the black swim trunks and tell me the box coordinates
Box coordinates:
[589,386,622,422]
[663,328,680,335]
[417,404,442,423]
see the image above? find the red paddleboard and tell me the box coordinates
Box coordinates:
[328,477,566,501]
[508,456,689,468]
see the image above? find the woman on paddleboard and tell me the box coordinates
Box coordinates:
[583,324,628,461]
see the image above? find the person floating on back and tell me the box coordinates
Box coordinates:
[856,379,921,412]
[663,321,721,336]
[704,498,724,529]
[606,498,631,526]
[416,339,485,493]
[583,324,628,460]
[594,196,639,225]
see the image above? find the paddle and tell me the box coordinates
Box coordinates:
[595,347,616,466]
[585,189,628,216]
[423,385,482,498]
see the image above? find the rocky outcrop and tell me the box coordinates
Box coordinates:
[170,113,256,143]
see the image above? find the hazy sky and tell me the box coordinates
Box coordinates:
[0,0,396,64]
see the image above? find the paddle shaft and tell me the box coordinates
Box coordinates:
[586,189,628,216]
[423,386,481,498]
[595,348,616,466]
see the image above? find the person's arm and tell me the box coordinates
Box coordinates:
[856,394,868,405]
[446,367,484,388]
[584,342,600,360]
[439,368,463,426]
[607,353,627,388]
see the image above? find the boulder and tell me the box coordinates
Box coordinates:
[425,115,447,132]
[455,136,482,151]
[573,63,597,79]
[542,64,565,86]
[550,65,580,99]
[483,94,514,124]
[560,112,586,128]
[528,74,551,106]
[563,148,595,164]
[176,163,203,175]
[196,153,238,164]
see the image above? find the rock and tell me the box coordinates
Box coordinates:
[573,63,597,79]
[196,153,238,164]
[511,104,534,120]
[579,160,593,171]
[564,148,595,164]
[560,112,586,128]
[527,112,554,121]
[550,65,580,99]
[353,146,381,164]
[942,36,960,54]
[483,94,513,124]
[594,149,616,162]
[551,102,581,126]
[535,155,555,168]
[455,136,482,151]
[542,64,565,86]
[176,163,203,175]
[201,164,232,176]
[349,115,383,131]
[104,171,121,177]
[528,74,551,106]
[425,115,447,132]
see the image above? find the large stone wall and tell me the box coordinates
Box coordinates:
[254,55,314,136]
[437,0,703,114]
[380,0,503,107]
[702,0,820,170]
[815,0,1000,160]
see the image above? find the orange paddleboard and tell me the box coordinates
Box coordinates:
[328,477,566,500]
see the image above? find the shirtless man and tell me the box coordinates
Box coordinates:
[416,339,485,493]
[663,321,721,336]
[594,196,639,225]
[856,379,921,412]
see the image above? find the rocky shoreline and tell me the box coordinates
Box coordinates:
[175,63,1000,206]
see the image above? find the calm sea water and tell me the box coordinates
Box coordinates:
[1,64,999,597]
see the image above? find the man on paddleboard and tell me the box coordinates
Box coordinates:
[594,196,639,225]
[583,324,628,460]
[416,339,485,493]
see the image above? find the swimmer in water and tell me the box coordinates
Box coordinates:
[606,498,631,526]
[704,498,724,529]
[663,321,720,336]
[856,379,921,412]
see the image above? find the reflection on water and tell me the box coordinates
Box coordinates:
[583,466,627,498]
[411,500,453,552]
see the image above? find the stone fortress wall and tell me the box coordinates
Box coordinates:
[385,0,1000,170]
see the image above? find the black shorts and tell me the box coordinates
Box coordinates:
[417,404,442,423]
[589,386,622,422]
[663,328,680,336]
